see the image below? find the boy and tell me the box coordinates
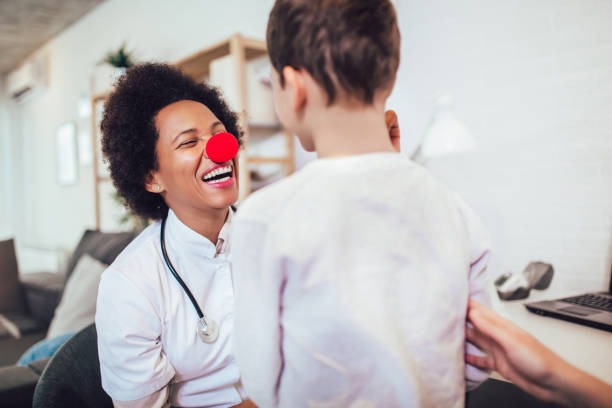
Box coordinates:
[230,1,490,406]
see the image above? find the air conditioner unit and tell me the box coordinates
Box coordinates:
[7,56,47,101]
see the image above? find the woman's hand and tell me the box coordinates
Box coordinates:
[466,299,562,401]
[466,299,612,408]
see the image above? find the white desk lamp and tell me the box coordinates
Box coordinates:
[411,94,476,164]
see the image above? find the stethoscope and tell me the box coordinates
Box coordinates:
[159,131,238,344]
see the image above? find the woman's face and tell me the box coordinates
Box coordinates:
[148,100,238,214]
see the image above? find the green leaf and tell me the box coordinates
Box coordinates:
[100,42,135,68]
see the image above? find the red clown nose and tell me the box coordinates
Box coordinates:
[205,132,239,163]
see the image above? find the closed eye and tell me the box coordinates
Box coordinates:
[179,139,197,148]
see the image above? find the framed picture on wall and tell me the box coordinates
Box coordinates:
[56,122,78,186]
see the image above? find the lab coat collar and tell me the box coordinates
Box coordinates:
[165,208,233,260]
[215,208,233,256]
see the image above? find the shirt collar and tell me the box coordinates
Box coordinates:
[165,208,233,260]
[215,208,233,257]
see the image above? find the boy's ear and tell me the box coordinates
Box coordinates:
[385,109,401,152]
[144,172,165,194]
[282,66,307,113]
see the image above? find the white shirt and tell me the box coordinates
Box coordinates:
[96,209,245,407]
[230,152,490,408]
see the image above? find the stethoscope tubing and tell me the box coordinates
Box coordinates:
[160,216,205,319]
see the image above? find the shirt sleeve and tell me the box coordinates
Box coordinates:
[230,218,284,408]
[96,268,176,401]
[112,386,170,408]
[456,197,492,390]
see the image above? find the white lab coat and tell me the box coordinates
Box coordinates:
[96,209,245,407]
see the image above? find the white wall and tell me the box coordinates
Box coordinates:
[0,79,22,242]
[6,0,275,255]
[0,77,9,239]
[6,0,612,287]
[388,0,612,292]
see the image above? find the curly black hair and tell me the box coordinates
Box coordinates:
[101,63,242,221]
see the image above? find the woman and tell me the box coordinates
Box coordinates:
[96,62,402,408]
[95,63,252,408]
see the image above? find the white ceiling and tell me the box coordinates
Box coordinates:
[0,0,105,74]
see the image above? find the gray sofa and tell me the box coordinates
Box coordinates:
[0,230,136,408]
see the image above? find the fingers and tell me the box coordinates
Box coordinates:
[466,325,489,351]
[465,324,500,374]
[467,301,497,342]
[468,299,517,346]
[465,353,495,370]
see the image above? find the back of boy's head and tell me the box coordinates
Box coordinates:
[267,0,400,106]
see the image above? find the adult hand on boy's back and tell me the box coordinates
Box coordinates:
[466,300,562,402]
[465,299,612,408]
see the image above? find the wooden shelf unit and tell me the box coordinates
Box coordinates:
[91,33,294,229]
[90,91,112,230]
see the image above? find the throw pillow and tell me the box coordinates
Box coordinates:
[63,230,136,284]
[46,254,108,339]
[0,238,26,314]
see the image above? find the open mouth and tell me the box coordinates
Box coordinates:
[201,165,233,184]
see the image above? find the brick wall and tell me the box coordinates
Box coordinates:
[389,0,612,292]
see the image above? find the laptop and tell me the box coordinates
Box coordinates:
[525,264,612,332]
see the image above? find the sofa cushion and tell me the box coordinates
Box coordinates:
[0,331,46,367]
[0,313,44,338]
[47,255,108,339]
[63,230,136,284]
[0,364,40,406]
[0,239,26,314]
[27,357,52,376]
[20,272,64,325]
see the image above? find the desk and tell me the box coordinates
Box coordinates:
[491,289,612,385]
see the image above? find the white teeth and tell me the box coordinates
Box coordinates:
[207,176,230,184]
[203,166,232,181]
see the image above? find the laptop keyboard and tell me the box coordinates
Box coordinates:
[561,294,612,312]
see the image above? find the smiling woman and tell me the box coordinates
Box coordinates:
[145,99,239,237]
[100,63,242,223]
[95,63,255,408]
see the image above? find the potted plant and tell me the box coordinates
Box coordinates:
[91,42,135,95]
[101,43,134,70]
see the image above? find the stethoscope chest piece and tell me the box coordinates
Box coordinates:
[197,315,219,343]
[161,216,220,344]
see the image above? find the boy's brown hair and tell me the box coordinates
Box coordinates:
[267,0,400,105]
